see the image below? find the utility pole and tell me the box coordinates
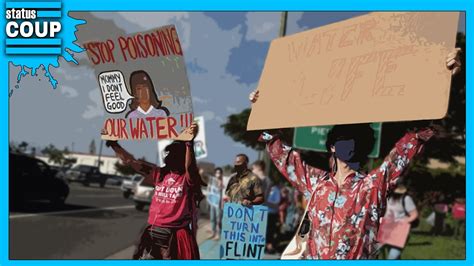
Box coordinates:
[279,11,288,37]
[261,11,288,177]
[97,139,103,172]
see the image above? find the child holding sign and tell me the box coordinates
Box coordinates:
[106,123,202,260]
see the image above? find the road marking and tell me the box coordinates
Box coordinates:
[9,205,136,219]
[74,194,124,198]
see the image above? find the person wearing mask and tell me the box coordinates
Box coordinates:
[224,154,264,206]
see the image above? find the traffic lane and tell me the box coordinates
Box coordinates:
[10,205,149,259]
[10,182,131,215]
[65,182,133,208]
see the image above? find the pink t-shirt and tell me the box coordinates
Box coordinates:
[148,169,193,228]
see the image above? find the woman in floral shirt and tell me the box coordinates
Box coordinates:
[248,49,461,260]
[256,125,433,259]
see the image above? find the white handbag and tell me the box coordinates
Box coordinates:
[281,190,315,260]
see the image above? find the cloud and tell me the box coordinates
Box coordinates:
[226,106,237,113]
[60,85,79,98]
[286,12,307,33]
[204,12,247,30]
[192,96,209,104]
[233,143,245,148]
[199,110,215,121]
[115,12,192,51]
[245,12,280,42]
[82,89,104,119]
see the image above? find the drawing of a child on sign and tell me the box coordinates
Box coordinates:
[125,70,170,119]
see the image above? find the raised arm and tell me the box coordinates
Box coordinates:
[258,132,328,196]
[184,122,200,186]
[106,140,158,185]
[371,128,434,193]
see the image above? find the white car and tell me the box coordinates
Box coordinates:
[121,175,143,198]
[133,178,154,211]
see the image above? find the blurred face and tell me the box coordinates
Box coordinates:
[234,156,247,173]
[135,84,151,105]
[333,139,356,161]
[164,145,185,171]
[215,170,223,179]
[252,164,262,175]
[330,139,361,171]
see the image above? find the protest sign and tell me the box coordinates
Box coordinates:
[207,183,221,208]
[377,219,411,248]
[220,203,268,259]
[82,24,194,140]
[247,12,459,130]
[193,116,208,160]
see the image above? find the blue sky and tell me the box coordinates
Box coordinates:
[9,12,465,167]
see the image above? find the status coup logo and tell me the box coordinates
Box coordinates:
[5,0,62,55]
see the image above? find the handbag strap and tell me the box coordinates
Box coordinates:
[295,188,316,234]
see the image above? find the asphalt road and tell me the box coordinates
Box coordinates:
[9,182,149,259]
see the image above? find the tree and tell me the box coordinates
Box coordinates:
[114,156,147,176]
[62,147,77,168]
[222,33,466,169]
[114,161,136,176]
[41,144,76,168]
[18,141,29,153]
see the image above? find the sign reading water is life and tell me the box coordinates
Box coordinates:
[220,203,268,260]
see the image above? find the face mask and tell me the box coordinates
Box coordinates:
[234,164,246,173]
[334,139,360,171]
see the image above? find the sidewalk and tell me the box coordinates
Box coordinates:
[105,217,280,259]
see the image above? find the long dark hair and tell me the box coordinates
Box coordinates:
[159,142,186,181]
[125,70,170,118]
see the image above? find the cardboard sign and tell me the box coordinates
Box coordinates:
[82,25,194,140]
[247,12,459,130]
[220,203,268,259]
[193,116,208,160]
[377,219,411,248]
[294,123,382,158]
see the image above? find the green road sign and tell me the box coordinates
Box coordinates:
[293,123,382,158]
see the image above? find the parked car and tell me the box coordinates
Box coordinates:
[9,153,70,207]
[49,165,70,181]
[105,175,125,186]
[121,175,143,199]
[133,178,154,211]
[65,164,107,187]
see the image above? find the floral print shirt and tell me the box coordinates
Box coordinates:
[259,131,426,259]
[226,170,264,204]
